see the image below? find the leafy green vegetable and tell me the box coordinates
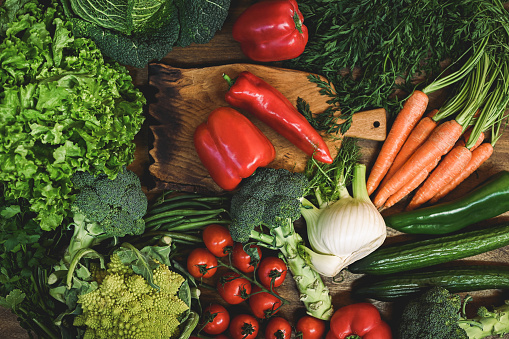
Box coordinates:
[62,0,231,68]
[287,0,509,134]
[67,0,175,35]
[0,0,146,231]
[0,188,63,338]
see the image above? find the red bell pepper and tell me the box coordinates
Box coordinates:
[232,0,308,62]
[224,71,333,164]
[194,107,275,191]
[326,303,392,339]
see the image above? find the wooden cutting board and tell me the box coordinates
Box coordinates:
[148,63,387,193]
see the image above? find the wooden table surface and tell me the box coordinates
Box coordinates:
[3,0,509,338]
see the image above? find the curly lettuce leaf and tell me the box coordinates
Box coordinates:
[0,0,146,230]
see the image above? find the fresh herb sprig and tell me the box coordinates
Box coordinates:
[287,0,509,135]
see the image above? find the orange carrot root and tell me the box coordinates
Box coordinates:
[428,142,494,204]
[406,145,473,211]
[384,157,440,209]
[373,119,463,208]
[367,90,429,195]
[378,111,438,190]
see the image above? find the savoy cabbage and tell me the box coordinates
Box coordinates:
[61,0,232,68]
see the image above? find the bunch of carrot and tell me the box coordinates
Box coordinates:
[367,40,509,211]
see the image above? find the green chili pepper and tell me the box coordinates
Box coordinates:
[384,170,509,234]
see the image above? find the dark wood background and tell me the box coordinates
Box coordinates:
[2,0,509,338]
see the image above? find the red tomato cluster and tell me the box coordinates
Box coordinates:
[186,223,327,339]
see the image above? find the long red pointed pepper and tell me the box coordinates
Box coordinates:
[224,71,333,164]
[232,0,308,62]
[194,107,276,191]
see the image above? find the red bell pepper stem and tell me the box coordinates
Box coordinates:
[232,0,309,62]
[224,71,333,164]
[327,303,392,339]
[193,107,275,191]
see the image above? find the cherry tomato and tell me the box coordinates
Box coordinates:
[186,248,217,279]
[203,224,234,257]
[201,304,230,335]
[232,243,261,273]
[257,256,288,288]
[248,285,282,319]
[265,316,292,339]
[229,314,259,339]
[217,272,252,304]
[296,315,326,339]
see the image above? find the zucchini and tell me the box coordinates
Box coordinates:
[348,222,509,275]
[384,170,509,234]
[352,265,509,301]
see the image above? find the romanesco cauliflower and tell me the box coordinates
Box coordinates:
[74,253,188,338]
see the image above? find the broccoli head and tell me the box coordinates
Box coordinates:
[229,167,308,243]
[71,166,147,237]
[62,167,147,265]
[399,286,468,339]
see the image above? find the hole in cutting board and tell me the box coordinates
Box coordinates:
[373,121,381,128]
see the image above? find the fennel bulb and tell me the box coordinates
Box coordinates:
[300,164,387,277]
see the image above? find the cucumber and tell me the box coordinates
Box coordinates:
[352,265,509,301]
[348,222,509,275]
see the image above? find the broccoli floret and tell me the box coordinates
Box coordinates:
[399,286,468,339]
[400,286,509,339]
[71,167,147,235]
[64,167,148,264]
[74,253,188,339]
[229,167,308,243]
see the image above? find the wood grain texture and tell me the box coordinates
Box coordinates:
[148,63,386,193]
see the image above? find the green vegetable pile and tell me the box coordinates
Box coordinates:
[60,0,232,68]
[0,0,146,231]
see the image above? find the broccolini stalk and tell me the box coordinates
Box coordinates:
[255,220,333,320]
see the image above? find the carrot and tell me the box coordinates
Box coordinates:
[367,90,429,195]
[383,157,440,209]
[405,145,473,211]
[377,109,439,190]
[428,142,494,204]
[372,119,463,208]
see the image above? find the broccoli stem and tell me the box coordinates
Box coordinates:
[250,219,333,321]
[459,302,509,338]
